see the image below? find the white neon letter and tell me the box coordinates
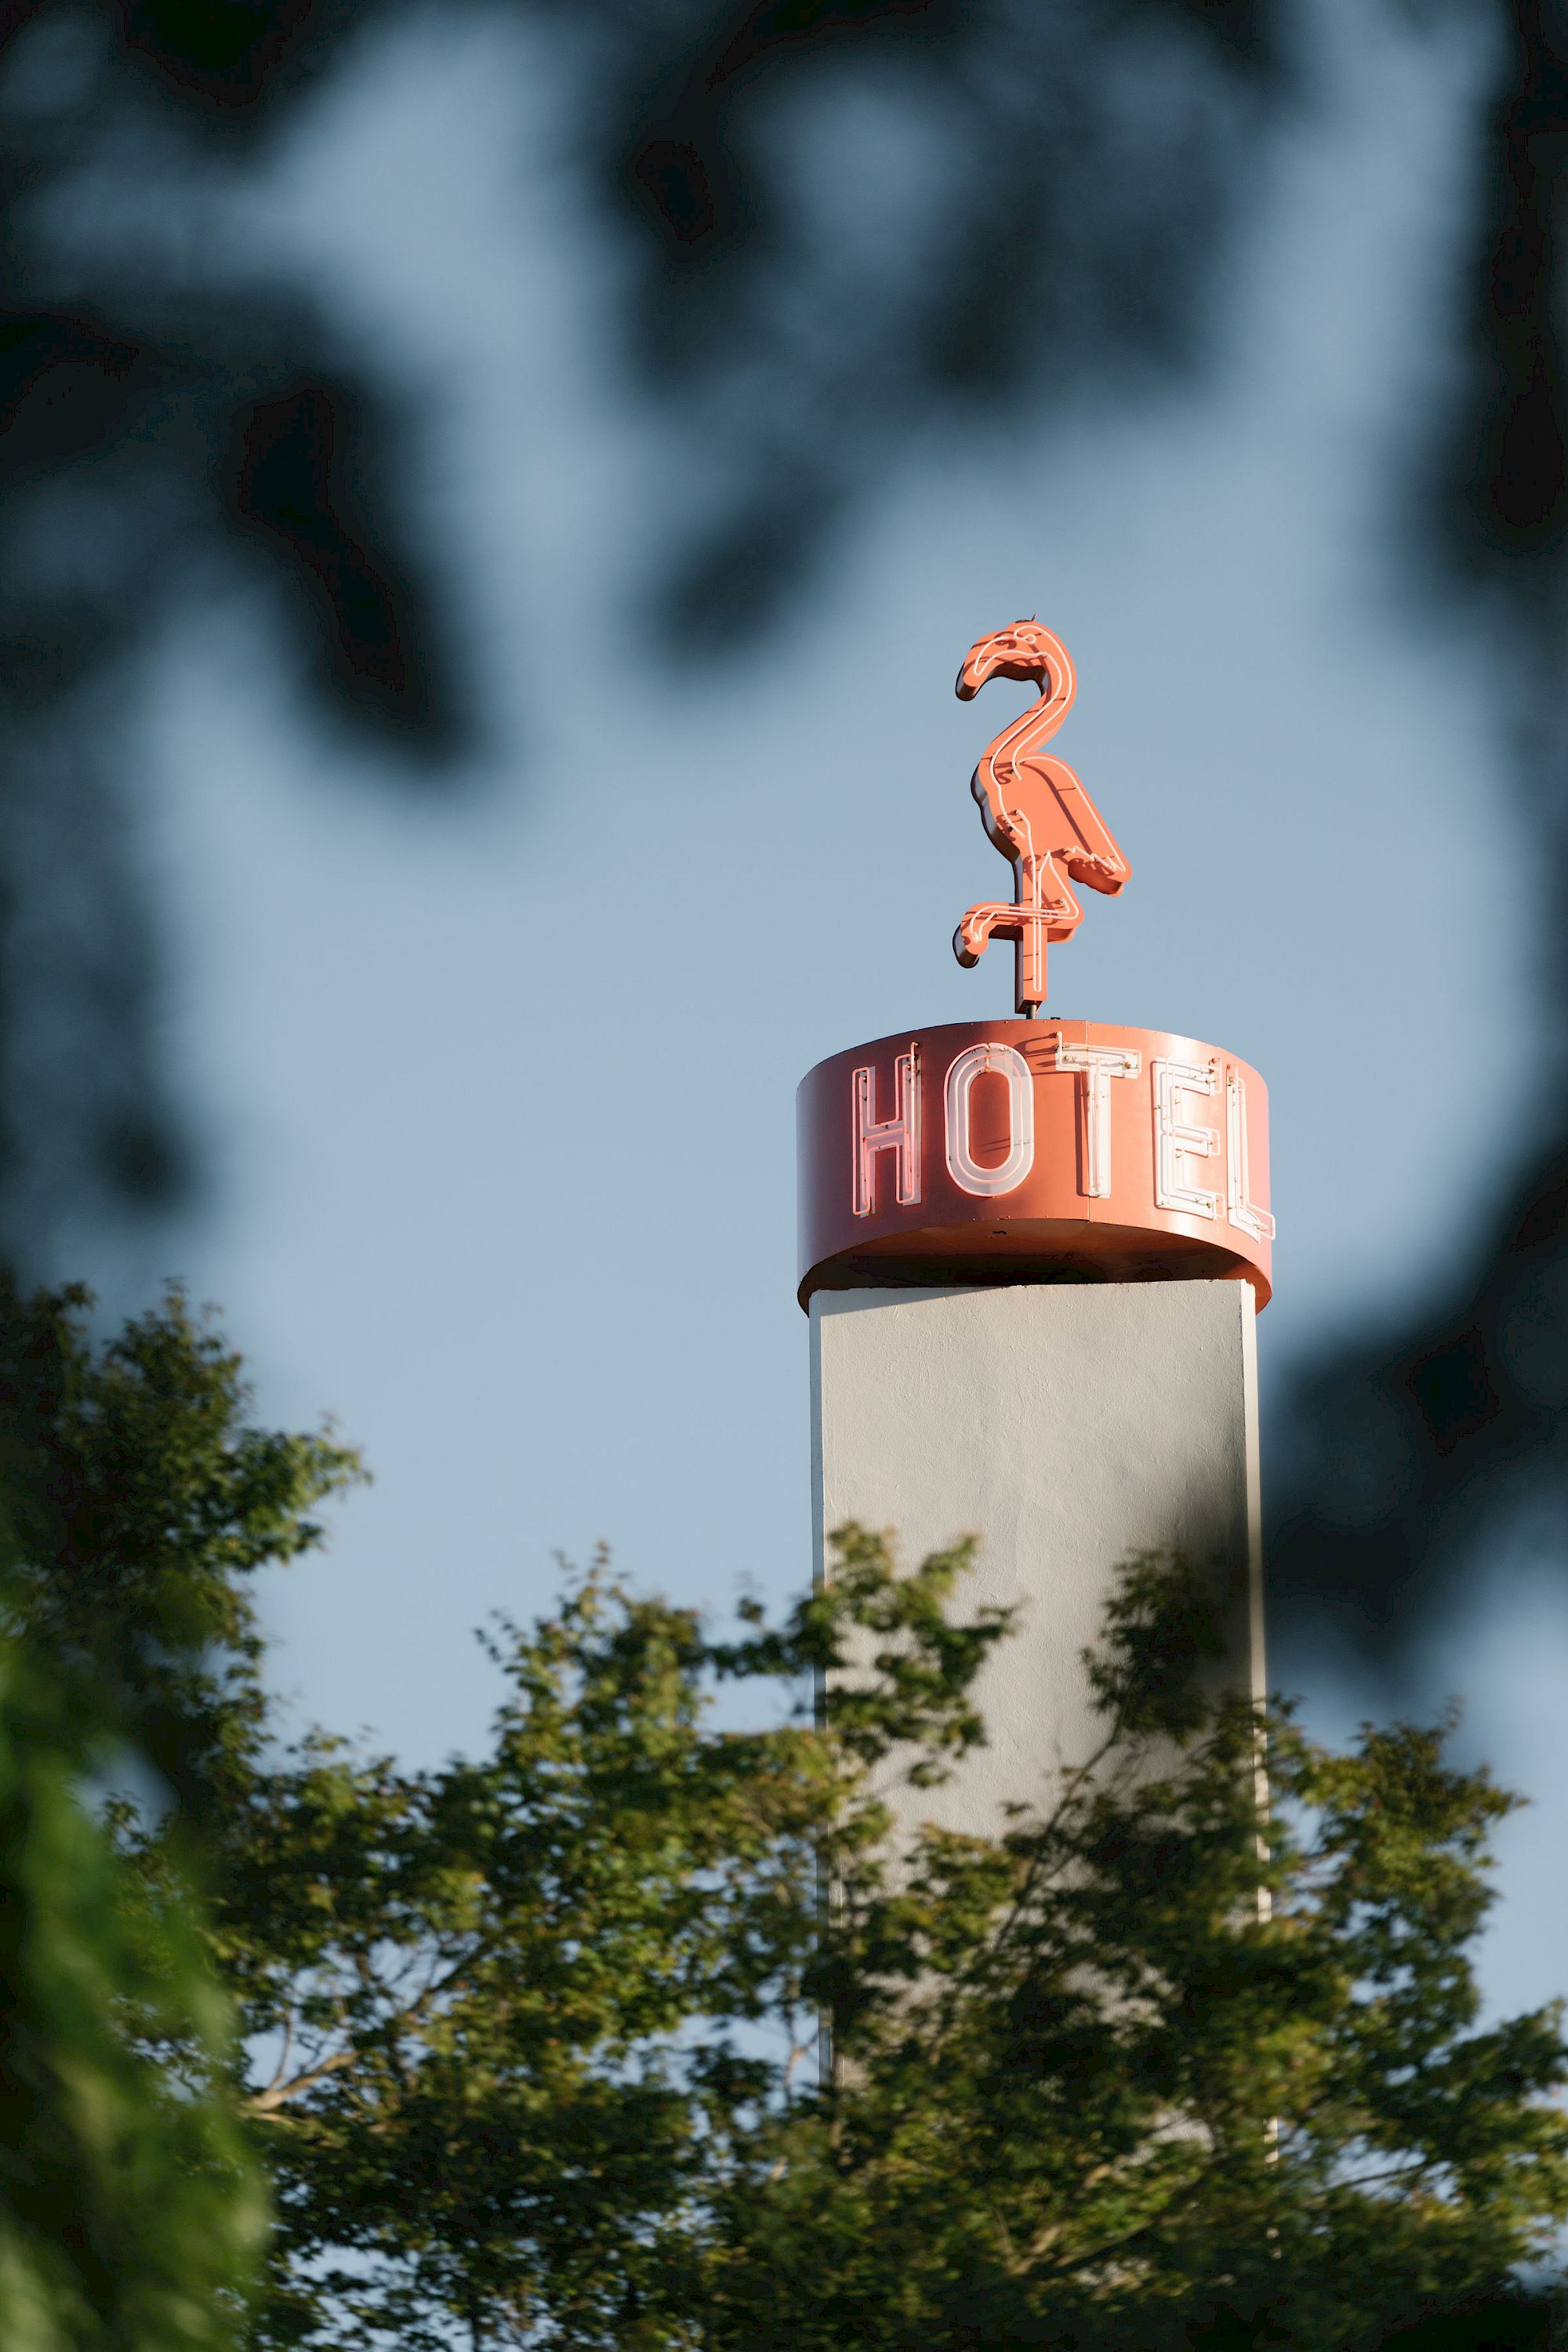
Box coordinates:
[1054,1041,1142,1199]
[851,1043,921,1217]
[1226,1066,1276,1243]
[943,1042,1035,1198]
[1152,1058,1219,1218]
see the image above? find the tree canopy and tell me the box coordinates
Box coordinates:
[0,1279,355,2349]
[0,1282,1563,2349]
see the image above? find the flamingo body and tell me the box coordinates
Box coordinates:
[953,621,1128,1013]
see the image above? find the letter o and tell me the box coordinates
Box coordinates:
[943,1043,1035,1197]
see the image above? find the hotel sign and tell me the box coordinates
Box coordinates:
[797,1018,1272,1307]
[797,623,1274,1308]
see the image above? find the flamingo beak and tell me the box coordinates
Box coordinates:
[956,640,1005,700]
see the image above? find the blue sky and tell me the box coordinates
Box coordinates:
[89,0,1568,2019]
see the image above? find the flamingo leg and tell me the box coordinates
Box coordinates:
[955,853,1082,1013]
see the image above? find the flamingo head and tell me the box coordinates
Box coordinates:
[956,618,1069,702]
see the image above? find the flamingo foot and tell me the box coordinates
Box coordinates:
[955,902,1026,964]
[954,904,1011,967]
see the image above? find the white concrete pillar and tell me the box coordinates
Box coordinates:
[811,1279,1264,1837]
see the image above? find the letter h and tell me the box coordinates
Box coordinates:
[851,1043,922,1217]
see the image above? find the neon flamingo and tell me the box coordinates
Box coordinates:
[953,620,1129,1014]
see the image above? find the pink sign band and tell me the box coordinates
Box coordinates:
[797,1019,1273,1311]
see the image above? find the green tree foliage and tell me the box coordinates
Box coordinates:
[4,1283,1566,2349]
[180,1476,1568,2342]
[0,1642,255,2352]
[0,1281,354,2350]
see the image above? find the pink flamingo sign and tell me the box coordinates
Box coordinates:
[794,620,1274,1311]
[953,621,1128,1014]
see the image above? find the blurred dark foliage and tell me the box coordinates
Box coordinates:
[0,0,463,1257]
[596,0,1279,643]
[0,0,1280,1258]
[0,0,1560,1648]
[1267,0,1568,1656]
[1377,2288,1565,2352]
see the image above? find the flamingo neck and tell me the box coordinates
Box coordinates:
[990,671,1058,759]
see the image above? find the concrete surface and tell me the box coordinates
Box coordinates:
[811,1279,1264,1838]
